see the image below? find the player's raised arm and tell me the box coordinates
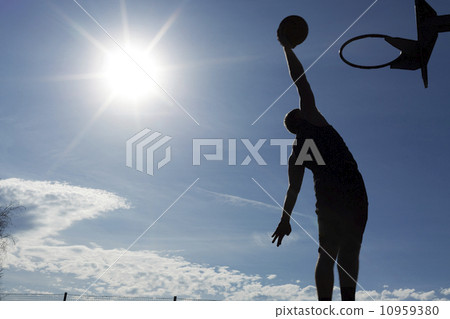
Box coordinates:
[278,19,328,126]
[283,47,317,113]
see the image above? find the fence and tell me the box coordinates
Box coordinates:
[0,293,215,301]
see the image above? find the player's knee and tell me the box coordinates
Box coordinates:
[318,247,337,265]
[339,240,361,259]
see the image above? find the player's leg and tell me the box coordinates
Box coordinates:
[337,208,368,301]
[315,215,340,301]
[337,239,361,301]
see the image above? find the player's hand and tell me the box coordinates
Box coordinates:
[271,219,292,247]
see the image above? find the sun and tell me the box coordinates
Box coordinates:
[102,46,162,101]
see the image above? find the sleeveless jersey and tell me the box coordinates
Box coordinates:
[293,118,368,213]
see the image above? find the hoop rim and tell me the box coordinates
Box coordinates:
[339,34,401,69]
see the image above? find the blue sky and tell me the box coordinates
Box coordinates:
[0,0,449,300]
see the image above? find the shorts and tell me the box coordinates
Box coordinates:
[314,170,368,214]
[317,204,368,254]
[314,170,368,253]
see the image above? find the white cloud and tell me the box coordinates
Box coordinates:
[0,178,130,243]
[1,178,449,301]
[441,288,450,295]
[5,242,320,300]
[356,288,444,301]
[0,178,317,300]
[226,283,317,301]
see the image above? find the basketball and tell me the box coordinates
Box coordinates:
[278,15,309,48]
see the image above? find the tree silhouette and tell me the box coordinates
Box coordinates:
[0,204,21,280]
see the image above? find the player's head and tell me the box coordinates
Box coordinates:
[284,108,301,134]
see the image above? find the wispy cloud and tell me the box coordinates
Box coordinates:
[0,178,130,243]
[197,188,311,219]
[251,231,303,248]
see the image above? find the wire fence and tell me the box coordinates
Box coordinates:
[0,293,216,301]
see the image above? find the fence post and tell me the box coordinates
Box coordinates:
[63,292,68,301]
[173,296,177,301]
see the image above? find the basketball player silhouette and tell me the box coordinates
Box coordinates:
[271,22,368,301]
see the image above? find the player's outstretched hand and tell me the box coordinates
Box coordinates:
[271,219,292,247]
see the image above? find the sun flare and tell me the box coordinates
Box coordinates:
[102,47,162,100]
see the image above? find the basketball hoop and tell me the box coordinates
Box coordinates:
[339,34,402,70]
[339,0,450,88]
